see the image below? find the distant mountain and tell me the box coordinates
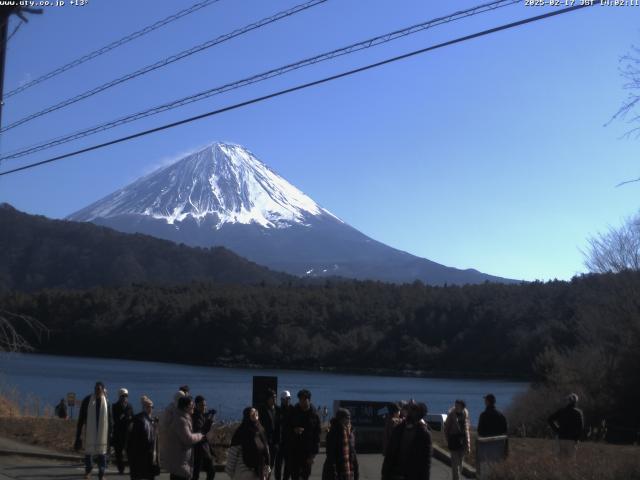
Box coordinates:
[68,142,516,285]
[0,203,290,291]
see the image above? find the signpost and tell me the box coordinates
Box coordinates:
[67,392,76,419]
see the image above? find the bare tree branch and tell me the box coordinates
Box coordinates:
[0,310,47,353]
[583,213,640,273]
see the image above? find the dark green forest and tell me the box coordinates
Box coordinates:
[0,203,289,290]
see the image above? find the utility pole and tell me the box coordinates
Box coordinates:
[0,6,42,128]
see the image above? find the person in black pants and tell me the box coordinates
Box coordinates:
[275,391,292,480]
[288,390,320,480]
[258,389,280,475]
[112,388,134,475]
[192,396,216,480]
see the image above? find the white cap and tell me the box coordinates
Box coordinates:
[281,390,291,399]
[118,388,128,396]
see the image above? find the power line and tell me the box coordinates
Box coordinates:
[2,0,222,100]
[0,3,595,178]
[0,0,520,160]
[0,0,328,134]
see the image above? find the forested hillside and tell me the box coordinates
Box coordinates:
[0,203,290,290]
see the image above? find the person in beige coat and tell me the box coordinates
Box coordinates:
[164,396,204,480]
[444,400,471,480]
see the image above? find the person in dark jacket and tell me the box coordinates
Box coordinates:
[226,407,270,480]
[258,389,280,473]
[74,381,113,480]
[275,390,293,480]
[548,393,584,458]
[383,403,401,456]
[289,389,321,480]
[381,402,432,480]
[477,394,508,438]
[127,395,159,480]
[55,398,68,419]
[322,408,358,480]
[192,395,216,480]
[113,387,134,474]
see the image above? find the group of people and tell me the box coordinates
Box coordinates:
[226,388,323,480]
[71,380,584,480]
[381,394,509,480]
[73,382,216,480]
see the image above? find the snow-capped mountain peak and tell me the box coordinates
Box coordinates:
[68,142,340,229]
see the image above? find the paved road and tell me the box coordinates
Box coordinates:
[0,451,453,480]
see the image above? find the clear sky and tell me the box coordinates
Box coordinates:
[0,0,638,282]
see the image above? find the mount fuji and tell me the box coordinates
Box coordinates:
[68,142,513,285]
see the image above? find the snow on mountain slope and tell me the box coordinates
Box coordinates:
[69,143,340,229]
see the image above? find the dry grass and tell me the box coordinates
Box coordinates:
[486,444,640,480]
[0,416,77,453]
[431,430,640,479]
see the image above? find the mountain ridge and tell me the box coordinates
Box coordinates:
[68,142,517,285]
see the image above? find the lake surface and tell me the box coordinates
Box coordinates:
[0,353,528,424]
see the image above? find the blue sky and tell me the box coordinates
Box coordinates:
[0,0,638,281]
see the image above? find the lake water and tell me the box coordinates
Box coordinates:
[0,353,528,424]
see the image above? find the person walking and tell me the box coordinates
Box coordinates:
[127,395,160,480]
[381,402,431,480]
[226,407,271,480]
[289,390,321,480]
[322,408,358,480]
[55,398,68,419]
[444,400,471,480]
[383,403,401,456]
[192,395,217,480]
[275,391,293,480]
[113,387,134,474]
[547,393,584,458]
[74,381,113,480]
[165,396,205,480]
[258,389,280,475]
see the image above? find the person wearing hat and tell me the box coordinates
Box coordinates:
[113,387,134,474]
[127,395,160,480]
[477,394,508,438]
[547,393,584,458]
[74,381,113,480]
[322,408,358,480]
[275,391,293,480]
[289,389,320,480]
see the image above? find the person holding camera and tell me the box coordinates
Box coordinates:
[127,395,160,480]
[165,396,205,480]
[192,395,217,480]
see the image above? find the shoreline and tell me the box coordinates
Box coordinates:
[25,350,531,383]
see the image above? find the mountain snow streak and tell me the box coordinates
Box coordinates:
[69,143,339,229]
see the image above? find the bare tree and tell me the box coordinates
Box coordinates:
[584,213,640,273]
[0,310,46,352]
